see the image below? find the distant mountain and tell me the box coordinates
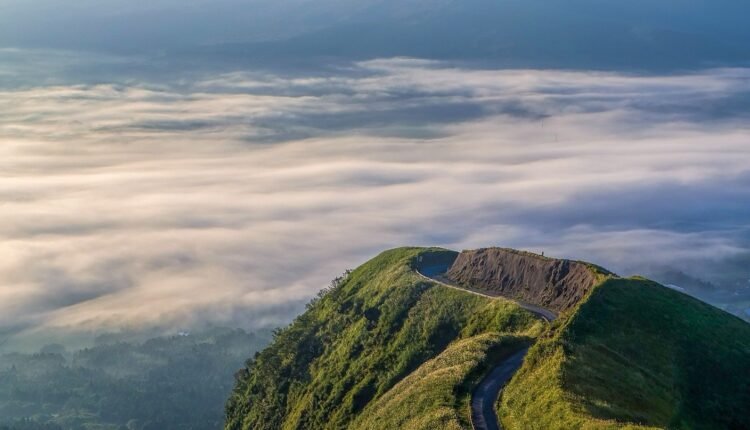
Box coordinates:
[3,0,750,70]
[225,247,750,429]
[190,0,750,70]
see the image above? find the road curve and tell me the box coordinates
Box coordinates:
[470,348,529,430]
[415,263,556,430]
[415,266,557,322]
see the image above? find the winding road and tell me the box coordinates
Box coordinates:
[470,348,529,430]
[416,263,556,430]
[416,265,557,322]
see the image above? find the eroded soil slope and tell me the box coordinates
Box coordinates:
[446,248,601,313]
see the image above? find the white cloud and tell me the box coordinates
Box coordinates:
[1,58,749,337]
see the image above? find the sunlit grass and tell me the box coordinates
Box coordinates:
[225,247,542,430]
[501,277,750,429]
[352,333,531,430]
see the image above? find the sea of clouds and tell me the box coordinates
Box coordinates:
[2,54,749,341]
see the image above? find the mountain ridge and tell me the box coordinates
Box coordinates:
[225,247,750,430]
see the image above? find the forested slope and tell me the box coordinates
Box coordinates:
[0,328,270,430]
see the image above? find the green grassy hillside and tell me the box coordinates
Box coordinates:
[224,247,543,430]
[500,277,750,430]
[225,247,750,430]
[351,333,533,430]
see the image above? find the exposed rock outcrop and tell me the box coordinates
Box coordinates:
[446,248,601,313]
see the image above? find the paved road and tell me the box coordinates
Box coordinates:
[470,348,529,430]
[415,265,557,322]
[416,263,557,430]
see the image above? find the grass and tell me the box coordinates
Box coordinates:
[225,247,543,430]
[500,277,750,430]
[351,333,533,430]
[226,247,750,430]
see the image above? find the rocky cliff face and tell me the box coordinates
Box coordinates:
[446,248,601,313]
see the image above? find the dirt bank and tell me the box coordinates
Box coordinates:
[446,248,600,313]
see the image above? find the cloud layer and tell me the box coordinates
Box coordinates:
[2,57,750,337]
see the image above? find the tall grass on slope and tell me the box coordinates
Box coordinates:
[225,247,543,430]
[352,334,534,430]
[500,277,750,430]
